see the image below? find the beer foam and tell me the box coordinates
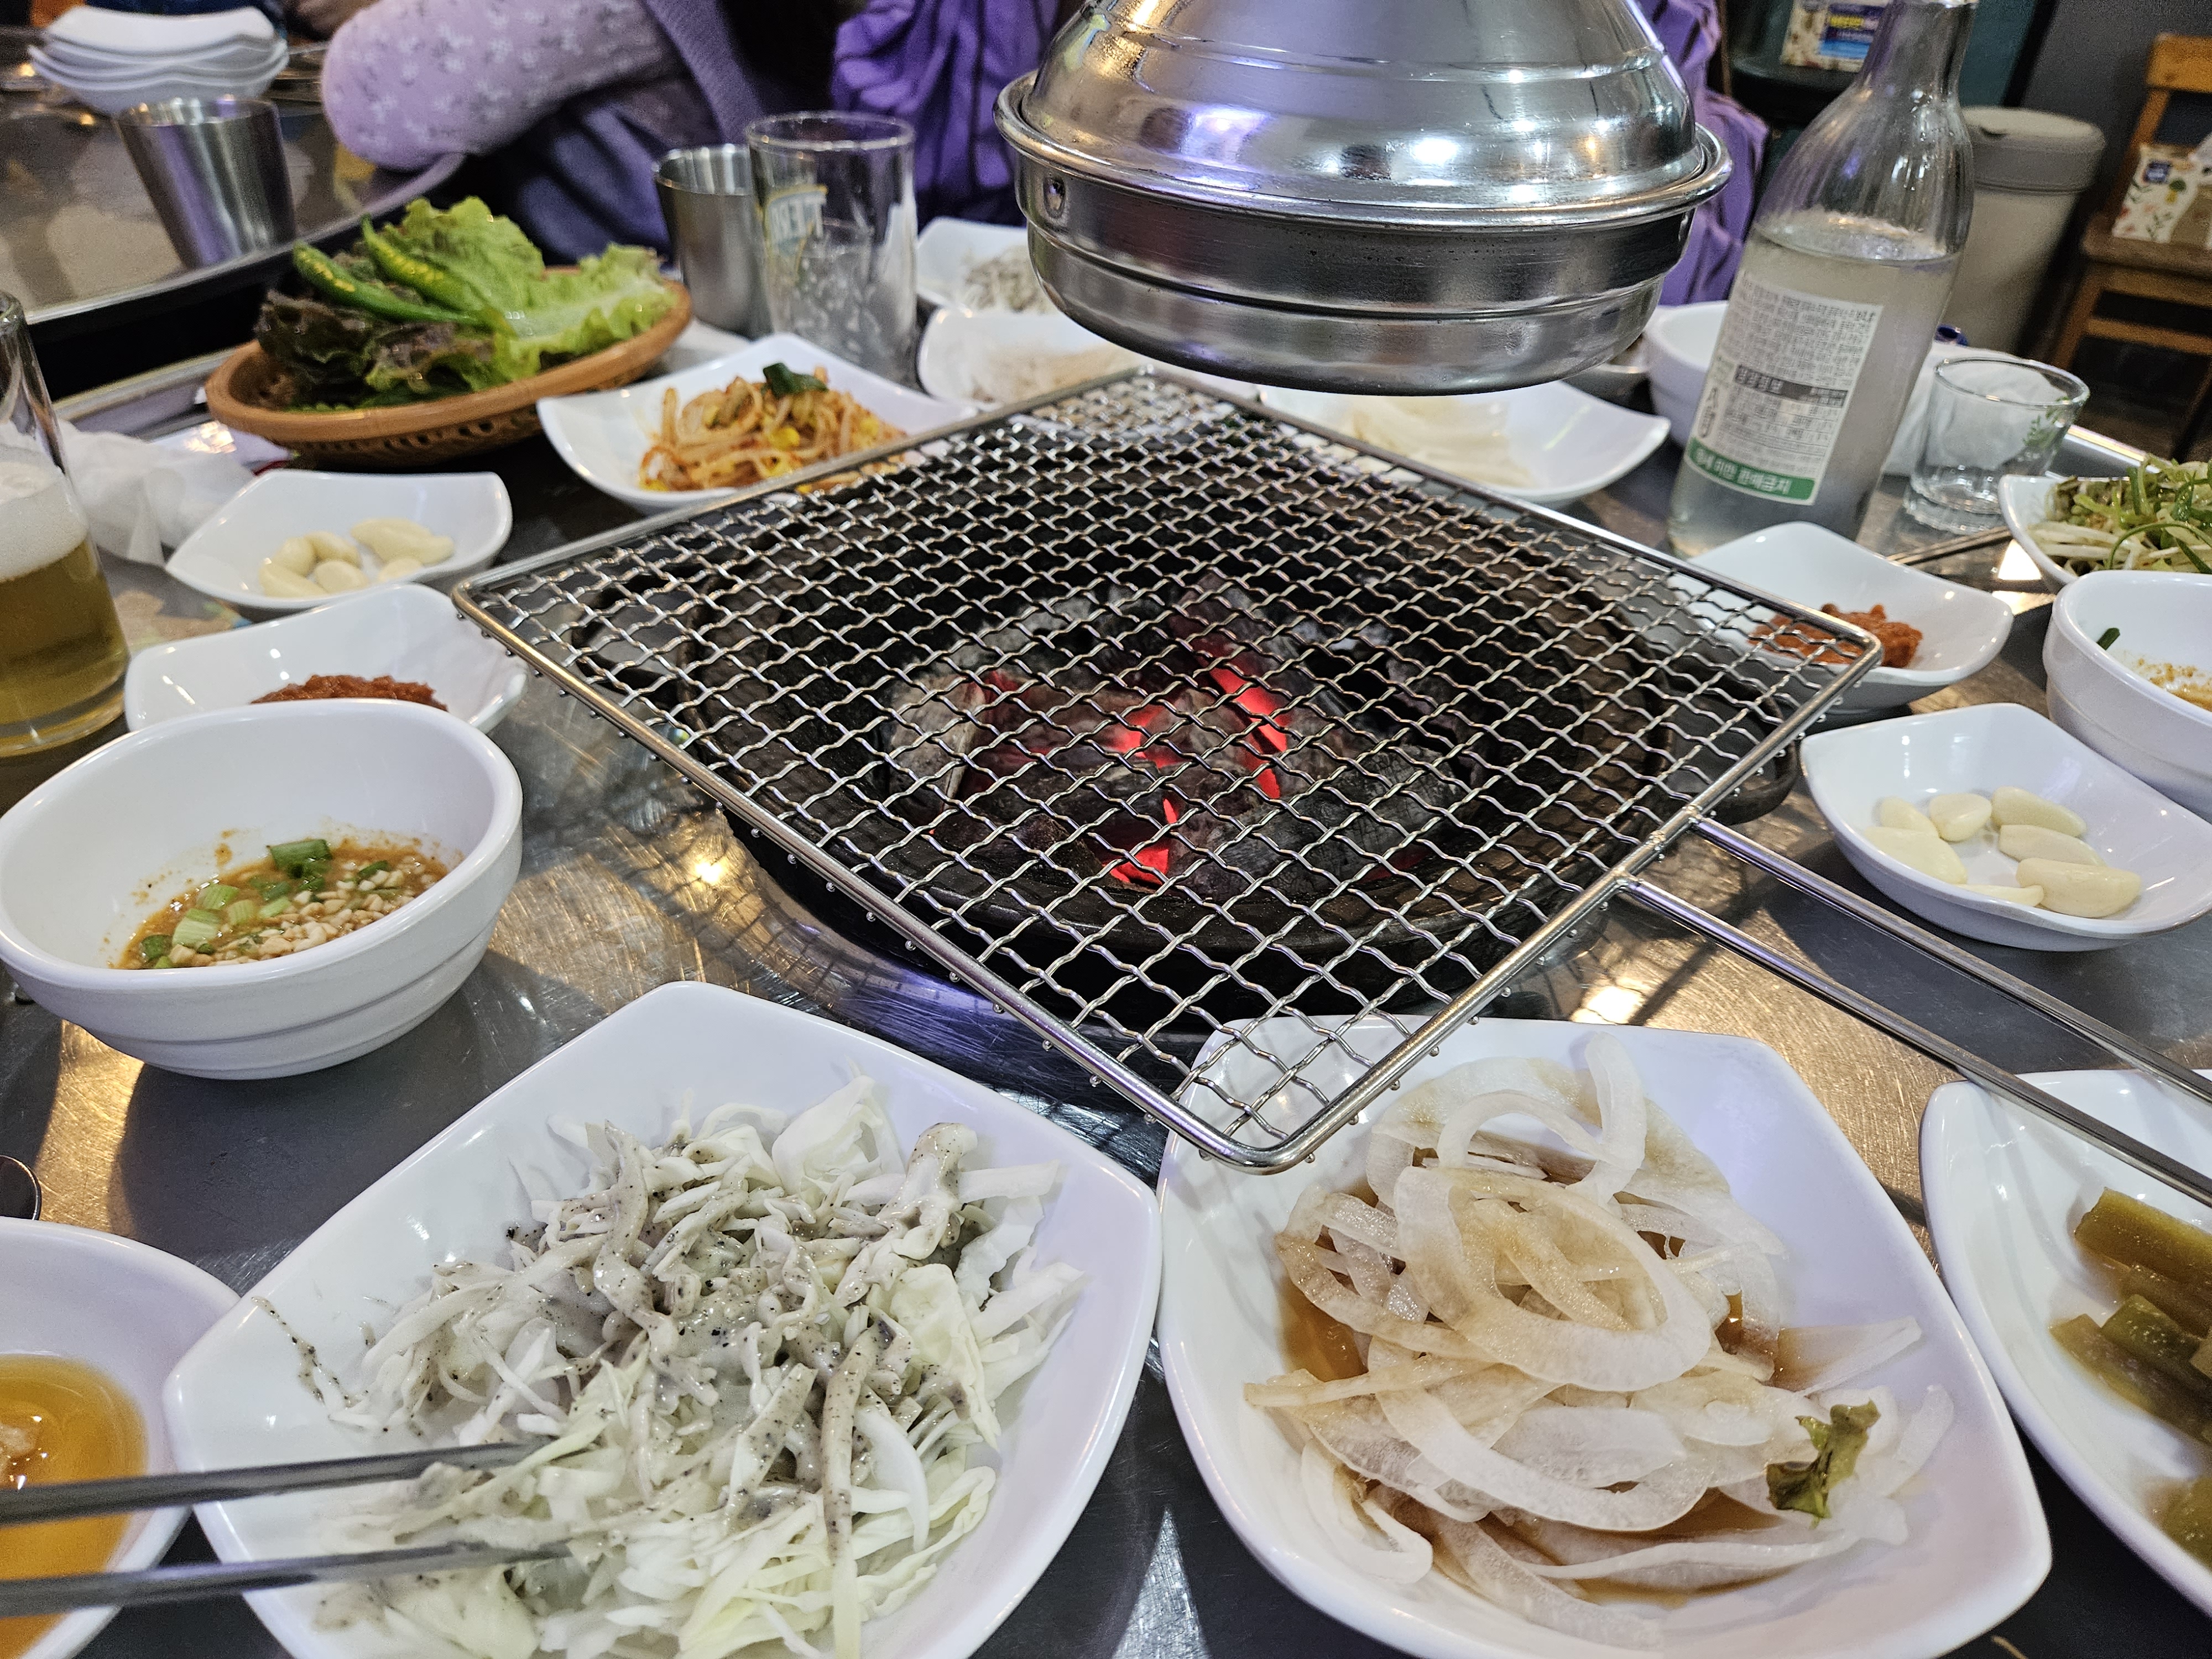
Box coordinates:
[0,457,92,583]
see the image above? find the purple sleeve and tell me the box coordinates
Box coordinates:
[322,0,686,172]
[1637,0,1768,304]
[832,0,1060,225]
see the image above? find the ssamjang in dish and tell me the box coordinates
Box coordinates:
[1249,1035,1950,1648]
[119,838,445,969]
[291,1077,1082,1659]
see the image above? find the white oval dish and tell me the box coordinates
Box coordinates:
[1684,521,2013,713]
[2044,569,2212,819]
[167,469,513,618]
[917,306,1256,409]
[915,217,1030,312]
[123,585,528,735]
[1922,1067,2212,1618]
[0,1218,237,1659]
[1999,473,2073,588]
[536,333,969,511]
[1256,382,1669,509]
[0,701,522,1079]
[1800,701,2212,951]
[164,979,1161,1659]
[1158,1016,2046,1659]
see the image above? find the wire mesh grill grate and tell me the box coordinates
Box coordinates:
[461,374,1872,1167]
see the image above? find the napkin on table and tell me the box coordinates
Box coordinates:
[60,422,252,566]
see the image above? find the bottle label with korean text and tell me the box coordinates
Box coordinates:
[1682,277,1884,503]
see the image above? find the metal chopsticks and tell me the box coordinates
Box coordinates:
[0,1441,556,1617]
[0,1439,543,1525]
[0,1542,566,1618]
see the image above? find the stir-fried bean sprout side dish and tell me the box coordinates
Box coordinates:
[639,363,904,493]
[120,839,444,969]
[303,1078,1082,1659]
[1248,1036,1950,1649]
[2035,461,2212,575]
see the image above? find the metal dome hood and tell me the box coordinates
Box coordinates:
[996,0,1730,393]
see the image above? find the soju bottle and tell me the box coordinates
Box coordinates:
[1667,0,1975,555]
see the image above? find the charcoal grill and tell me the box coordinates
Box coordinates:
[459,373,2212,1203]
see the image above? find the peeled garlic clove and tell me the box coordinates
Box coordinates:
[2015,858,2141,919]
[375,557,424,585]
[313,559,368,593]
[1964,884,2045,907]
[352,517,455,567]
[1876,797,1935,834]
[1928,791,1992,843]
[1863,825,1968,884]
[272,534,319,575]
[259,558,323,598]
[305,529,361,566]
[1997,823,2103,866]
[1990,785,2086,837]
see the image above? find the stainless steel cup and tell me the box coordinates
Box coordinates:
[114,96,295,268]
[656,145,768,336]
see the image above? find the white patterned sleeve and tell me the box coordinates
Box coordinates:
[322,0,684,171]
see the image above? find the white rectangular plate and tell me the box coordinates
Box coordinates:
[1922,1066,2212,1617]
[1159,1017,2046,1659]
[164,981,1162,1659]
[537,333,969,510]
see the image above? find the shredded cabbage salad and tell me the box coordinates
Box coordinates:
[1249,1035,1949,1649]
[302,1075,1082,1659]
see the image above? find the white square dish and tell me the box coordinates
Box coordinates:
[1158,1016,2046,1659]
[915,218,1029,312]
[1922,1067,2212,1617]
[537,334,969,510]
[164,981,1161,1659]
[1685,522,2013,712]
[1801,702,2212,950]
[1255,382,1670,509]
[123,585,528,734]
[167,470,513,618]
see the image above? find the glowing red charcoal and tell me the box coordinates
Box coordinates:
[1207,666,1292,752]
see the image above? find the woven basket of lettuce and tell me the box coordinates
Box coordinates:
[206,199,691,467]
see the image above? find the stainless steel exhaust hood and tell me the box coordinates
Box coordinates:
[995,0,1730,393]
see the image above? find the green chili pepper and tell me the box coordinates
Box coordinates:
[292,244,472,326]
[2098,627,2121,650]
[357,218,489,318]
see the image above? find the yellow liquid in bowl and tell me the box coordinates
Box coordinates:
[1,1355,146,1659]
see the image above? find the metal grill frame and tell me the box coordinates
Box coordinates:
[466,369,2147,1180]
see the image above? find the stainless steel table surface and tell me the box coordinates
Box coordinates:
[3,406,2204,1659]
[0,28,458,335]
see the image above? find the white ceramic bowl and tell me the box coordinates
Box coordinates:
[168,470,513,618]
[1922,1067,2212,1617]
[0,701,522,1078]
[1801,701,2212,950]
[2045,570,2212,818]
[915,217,1029,311]
[1642,300,1726,445]
[165,980,1161,1659]
[1160,1016,2046,1659]
[538,333,969,510]
[124,585,529,735]
[1686,522,2013,712]
[1998,473,2076,588]
[0,1219,236,1659]
[1256,381,1670,508]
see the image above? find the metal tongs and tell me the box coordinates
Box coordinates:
[0,1442,564,1616]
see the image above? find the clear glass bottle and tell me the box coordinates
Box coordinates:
[1666,0,1975,555]
[0,291,128,755]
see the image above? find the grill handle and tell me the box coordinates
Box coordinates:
[1707,744,1801,826]
[1622,860,2212,1211]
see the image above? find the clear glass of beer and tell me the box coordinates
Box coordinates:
[0,293,128,756]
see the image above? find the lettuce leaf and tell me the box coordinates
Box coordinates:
[252,292,502,410]
[377,198,676,381]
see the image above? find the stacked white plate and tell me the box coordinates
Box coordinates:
[32,7,286,115]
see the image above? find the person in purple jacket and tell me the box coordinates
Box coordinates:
[324,0,1761,303]
[321,0,1065,262]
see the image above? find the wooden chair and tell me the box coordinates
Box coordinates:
[2049,33,2212,460]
